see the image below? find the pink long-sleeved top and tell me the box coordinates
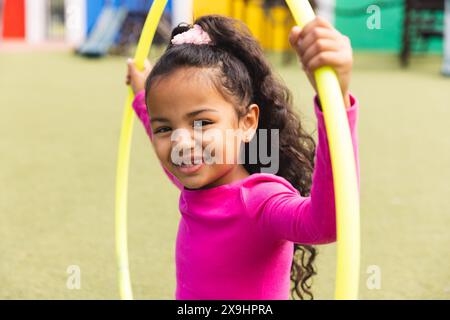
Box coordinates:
[132,90,360,299]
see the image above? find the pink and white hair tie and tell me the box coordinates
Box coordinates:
[171,24,212,46]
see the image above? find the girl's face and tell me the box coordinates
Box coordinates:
[147,67,259,190]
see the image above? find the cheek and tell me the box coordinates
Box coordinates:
[201,130,223,163]
[152,139,171,163]
[202,127,243,164]
[223,132,244,163]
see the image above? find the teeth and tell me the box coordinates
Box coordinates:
[174,159,203,167]
[183,159,202,165]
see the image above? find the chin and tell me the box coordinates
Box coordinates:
[180,176,210,190]
[170,167,208,188]
[170,163,227,190]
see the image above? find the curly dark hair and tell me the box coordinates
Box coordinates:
[145,15,318,300]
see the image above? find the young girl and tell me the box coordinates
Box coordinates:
[125,15,359,300]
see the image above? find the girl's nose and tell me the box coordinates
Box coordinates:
[171,129,203,156]
[172,129,195,148]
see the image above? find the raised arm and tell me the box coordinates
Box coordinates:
[132,90,184,191]
[244,93,360,245]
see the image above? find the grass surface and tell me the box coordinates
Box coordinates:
[0,49,449,299]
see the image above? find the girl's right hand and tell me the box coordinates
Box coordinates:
[288,16,353,108]
[126,58,152,95]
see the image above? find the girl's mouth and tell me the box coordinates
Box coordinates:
[173,158,204,174]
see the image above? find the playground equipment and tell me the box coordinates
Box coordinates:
[1,0,84,45]
[65,0,87,46]
[115,0,360,300]
[172,0,193,28]
[1,0,68,43]
[1,0,26,40]
[0,0,168,49]
[77,5,128,57]
[0,0,346,56]
[401,0,445,66]
[77,0,173,57]
[193,0,298,52]
[26,0,47,43]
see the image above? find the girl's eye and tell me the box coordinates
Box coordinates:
[154,127,171,134]
[193,120,213,128]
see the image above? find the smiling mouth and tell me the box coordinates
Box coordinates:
[172,158,204,174]
[173,161,204,174]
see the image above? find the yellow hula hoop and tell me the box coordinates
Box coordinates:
[115,0,168,300]
[115,0,360,300]
[285,0,360,300]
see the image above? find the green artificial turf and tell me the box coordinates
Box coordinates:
[0,49,448,299]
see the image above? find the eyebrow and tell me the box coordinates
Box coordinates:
[150,108,219,124]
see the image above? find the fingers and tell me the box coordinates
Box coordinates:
[296,27,338,57]
[289,16,339,56]
[289,15,334,48]
[126,58,134,86]
[299,16,334,39]
[128,58,151,70]
[127,58,152,81]
[288,25,302,49]
[307,51,347,72]
[289,16,351,72]
[289,16,353,97]
[301,38,340,68]
[126,57,152,93]
[127,58,137,75]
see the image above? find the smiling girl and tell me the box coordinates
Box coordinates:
[125,15,359,300]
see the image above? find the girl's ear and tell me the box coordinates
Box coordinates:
[240,103,259,142]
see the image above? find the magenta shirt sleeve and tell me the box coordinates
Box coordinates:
[242,93,360,245]
[132,90,184,191]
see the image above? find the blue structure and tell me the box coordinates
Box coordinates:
[87,0,172,35]
[79,5,128,57]
[80,0,173,57]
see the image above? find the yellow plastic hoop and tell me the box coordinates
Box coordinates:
[285,0,360,300]
[115,0,360,300]
[115,0,168,300]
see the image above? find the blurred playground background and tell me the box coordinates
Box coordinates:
[0,0,449,299]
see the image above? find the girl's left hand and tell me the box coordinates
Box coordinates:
[126,58,152,95]
[289,16,353,108]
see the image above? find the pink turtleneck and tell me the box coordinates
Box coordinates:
[132,90,360,299]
